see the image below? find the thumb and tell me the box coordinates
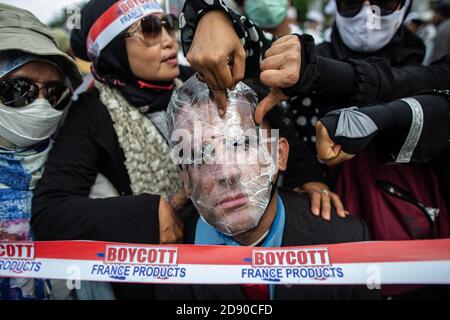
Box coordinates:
[317,140,339,161]
[316,121,339,160]
[318,143,342,161]
[255,89,288,124]
[332,144,342,156]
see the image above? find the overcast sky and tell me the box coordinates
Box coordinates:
[0,0,83,23]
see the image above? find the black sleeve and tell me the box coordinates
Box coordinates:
[180,0,273,79]
[31,95,161,244]
[284,45,450,107]
[281,35,356,99]
[374,92,450,164]
[320,92,450,164]
[350,56,450,106]
[319,100,413,155]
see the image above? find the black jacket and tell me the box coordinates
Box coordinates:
[156,188,380,300]
[31,88,161,299]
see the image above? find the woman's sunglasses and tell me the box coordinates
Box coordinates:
[336,0,406,17]
[125,14,179,47]
[0,78,70,110]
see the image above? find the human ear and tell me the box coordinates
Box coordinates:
[278,137,289,172]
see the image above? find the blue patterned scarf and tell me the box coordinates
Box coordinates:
[0,141,52,300]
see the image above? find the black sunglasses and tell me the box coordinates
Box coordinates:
[0,78,71,110]
[125,14,179,46]
[336,0,405,17]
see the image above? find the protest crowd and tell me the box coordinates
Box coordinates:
[0,0,449,300]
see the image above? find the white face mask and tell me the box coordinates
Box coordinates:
[0,99,64,148]
[335,0,410,53]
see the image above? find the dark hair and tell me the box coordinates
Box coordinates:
[435,2,450,18]
[235,0,245,7]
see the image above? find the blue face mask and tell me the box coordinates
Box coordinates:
[244,0,288,29]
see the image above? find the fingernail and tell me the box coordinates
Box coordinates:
[313,208,319,216]
[345,211,350,216]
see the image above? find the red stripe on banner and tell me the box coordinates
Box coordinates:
[327,240,450,264]
[88,0,160,44]
[3,239,448,266]
[34,241,106,261]
[88,0,123,44]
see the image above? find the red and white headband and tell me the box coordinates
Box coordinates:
[87,0,164,59]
